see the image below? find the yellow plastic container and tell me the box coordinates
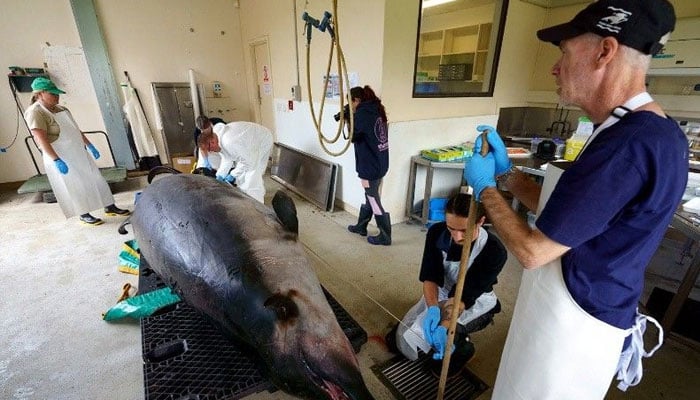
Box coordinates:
[564,137,586,161]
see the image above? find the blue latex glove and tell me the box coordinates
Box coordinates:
[475,125,511,175]
[431,326,455,360]
[216,174,236,184]
[464,152,496,201]
[422,305,441,347]
[86,143,100,160]
[54,158,69,174]
[203,157,212,170]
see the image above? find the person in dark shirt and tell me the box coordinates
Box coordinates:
[464,1,685,397]
[346,85,391,245]
[389,192,507,376]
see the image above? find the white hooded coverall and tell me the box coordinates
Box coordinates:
[213,121,274,203]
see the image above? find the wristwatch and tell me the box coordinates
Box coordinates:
[496,165,518,186]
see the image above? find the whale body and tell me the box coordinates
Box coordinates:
[129,174,374,400]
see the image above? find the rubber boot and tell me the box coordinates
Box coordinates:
[368,213,391,246]
[348,204,373,236]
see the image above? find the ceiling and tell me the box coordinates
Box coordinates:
[422,0,591,17]
[422,0,496,17]
[519,0,591,7]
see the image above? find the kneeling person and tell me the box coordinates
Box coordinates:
[393,193,507,374]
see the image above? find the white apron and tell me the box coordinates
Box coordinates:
[43,110,114,218]
[492,93,663,399]
[397,228,497,360]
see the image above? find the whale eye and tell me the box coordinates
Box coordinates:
[264,292,299,323]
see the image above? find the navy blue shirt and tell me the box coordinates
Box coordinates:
[419,222,507,309]
[352,100,389,180]
[537,111,688,329]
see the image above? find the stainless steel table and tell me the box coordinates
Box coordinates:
[405,155,465,225]
[663,211,700,343]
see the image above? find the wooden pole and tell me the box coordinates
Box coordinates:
[437,133,489,399]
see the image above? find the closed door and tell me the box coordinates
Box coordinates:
[250,38,276,138]
[153,82,196,158]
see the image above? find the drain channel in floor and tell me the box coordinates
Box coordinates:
[372,354,488,400]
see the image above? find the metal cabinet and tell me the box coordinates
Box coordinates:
[152,82,197,160]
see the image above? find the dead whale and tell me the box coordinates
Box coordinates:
[127,174,374,400]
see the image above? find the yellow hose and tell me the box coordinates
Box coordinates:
[304,0,353,156]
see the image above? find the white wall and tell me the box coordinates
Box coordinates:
[0,0,251,183]
[527,0,700,118]
[95,0,250,164]
[238,0,387,212]
[5,0,697,221]
[0,1,101,182]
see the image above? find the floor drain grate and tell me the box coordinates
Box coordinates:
[372,354,488,400]
[139,258,368,400]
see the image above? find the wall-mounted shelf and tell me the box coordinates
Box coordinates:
[416,23,492,83]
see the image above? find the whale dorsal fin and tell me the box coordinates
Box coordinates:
[272,190,298,235]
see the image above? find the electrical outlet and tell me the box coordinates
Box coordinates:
[212,81,222,97]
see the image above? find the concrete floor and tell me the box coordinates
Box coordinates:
[1,174,699,400]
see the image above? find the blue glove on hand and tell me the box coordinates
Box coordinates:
[203,157,212,170]
[431,326,455,360]
[216,174,236,184]
[464,153,496,201]
[86,143,100,160]
[422,305,441,347]
[54,158,69,174]
[476,125,511,175]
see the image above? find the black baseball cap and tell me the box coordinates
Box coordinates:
[537,0,675,55]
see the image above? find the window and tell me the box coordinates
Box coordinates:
[413,0,509,97]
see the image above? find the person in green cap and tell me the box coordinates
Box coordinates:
[24,76,130,225]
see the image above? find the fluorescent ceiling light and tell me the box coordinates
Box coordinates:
[422,0,457,9]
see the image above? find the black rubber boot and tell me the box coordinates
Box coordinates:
[368,213,391,246]
[348,204,372,236]
[430,338,475,379]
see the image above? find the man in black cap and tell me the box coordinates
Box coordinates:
[463,1,687,398]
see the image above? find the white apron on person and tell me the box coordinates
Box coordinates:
[43,110,114,219]
[492,93,663,400]
[397,227,497,360]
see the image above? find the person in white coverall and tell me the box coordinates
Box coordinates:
[197,117,273,203]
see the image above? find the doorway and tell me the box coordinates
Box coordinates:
[249,37,276,139]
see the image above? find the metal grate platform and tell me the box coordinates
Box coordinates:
[138,258,368,400]
[371,354,488,400]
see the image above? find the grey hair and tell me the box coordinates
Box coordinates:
[618,45,651,71]
[581,33,651,71]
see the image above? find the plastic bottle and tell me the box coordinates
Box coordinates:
[553,138,565,159]
[564,135,587,161]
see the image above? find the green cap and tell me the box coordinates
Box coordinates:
[31,77,66,95]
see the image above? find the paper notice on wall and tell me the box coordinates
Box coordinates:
[42,45,104,131]
[42,45,97,102]
[263,83,272,96]
[262,65,271,83]
[323,72,360,98]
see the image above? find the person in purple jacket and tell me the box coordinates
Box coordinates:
[346,85,391,245]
